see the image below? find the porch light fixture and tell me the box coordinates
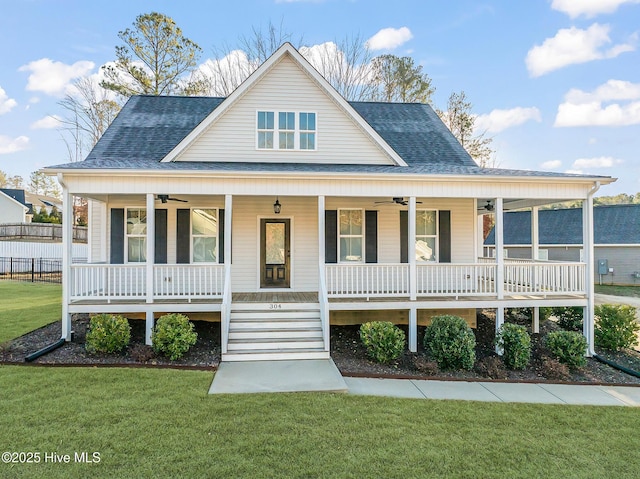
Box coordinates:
[273,197,282,214]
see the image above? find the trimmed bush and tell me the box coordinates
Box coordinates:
[495,323,531,370]
[545,330,587,368]
[413,356,439,375]
[152,314,198,360]
[85,314,131,354]
[540,356,571,380]
[475,356,508,380]
[595,304,640,351]
[424,315,476,370]
[359,321,406,364]
[553,307,583,332]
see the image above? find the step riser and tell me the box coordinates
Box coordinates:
[231,302,319,311]
[227,340,325,351]
[230,320,321,330]
[230,311,319,320]
[223,351,330,362]
[229,330,322,340]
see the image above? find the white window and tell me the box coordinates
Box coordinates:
[339,209,363,262]
[191,208,218,263]
[415,210,437,262]
[257,111,316,150]
[126,208,147,262]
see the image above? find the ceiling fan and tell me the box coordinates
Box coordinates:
[156,194,188,204]
[374,197,423,206]
[483,200,494,211]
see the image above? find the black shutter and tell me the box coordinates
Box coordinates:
[154,209,167,264]
[439,210,451,263]
[325,210,337,264]
[218,209,225,264]
[400,210,408,264]
[110,208,124,264]
[176,209,190,264]
[365,210,378,263]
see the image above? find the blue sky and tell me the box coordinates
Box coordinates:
[1,0,639,195]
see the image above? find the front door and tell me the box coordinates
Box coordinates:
[260,218,290,288]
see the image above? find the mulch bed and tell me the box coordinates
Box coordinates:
[2,311,640,386]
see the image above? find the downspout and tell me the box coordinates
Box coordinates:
[585,181,600,356]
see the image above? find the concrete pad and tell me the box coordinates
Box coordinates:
[412,380,501,402]
[597,386,640,406]
[209,359,348,394]
[539,384,628,406]
[344,377,426,399]
[480,382,563,404]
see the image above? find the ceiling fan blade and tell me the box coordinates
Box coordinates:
[169,197,188,202]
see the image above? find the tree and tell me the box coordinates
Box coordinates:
[369,54,435,104]
[101,12,203,97]
[0,170,23,189]
[29,171,61,198]
[437,91,494,167]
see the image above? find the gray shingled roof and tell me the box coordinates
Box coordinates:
[46,95,609,181]
[484,204,640,245]
[0,188,27,206]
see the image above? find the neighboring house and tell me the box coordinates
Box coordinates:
[25,191,62,216]
[484,204,640,285]
[0,188,30,223]
[44,43,614,361]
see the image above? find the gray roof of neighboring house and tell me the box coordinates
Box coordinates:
[484,204,640,245]
[0,188,27,206]
[45,95,609,180]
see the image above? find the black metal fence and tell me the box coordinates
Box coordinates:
[0,257,62,284]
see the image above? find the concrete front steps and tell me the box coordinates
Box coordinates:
[223,302,329,362]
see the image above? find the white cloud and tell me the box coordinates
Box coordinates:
[541,160,563,169]
[0,135,29,154]
[366,27,413,50]
[0,86,17,115]
[474,107,541,133]
[551,0,640,18]
[555,79,640,126]
[572,156,623,168]
[525,23,635,77]
[565,169,584,174]
[31,115,62,130]
[18,58,95,96]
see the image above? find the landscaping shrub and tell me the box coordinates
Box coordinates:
[595,304,640,351]
[423,315,476,370]
[413,356,439,375]
[85,314,131,354]
[545,330,587,368]
[539,356,571,380]
[152,314,198,360]
[475,356,508,380]
[495,323,531,370]
[359,321,406,364]
[553,307,584,332]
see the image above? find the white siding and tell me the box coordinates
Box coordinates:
[231,196,318,292]
[89,200,106,262]
[175,55,394,166]
[0,195,27,223]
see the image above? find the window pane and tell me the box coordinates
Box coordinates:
[340,237,362,262]
[128,237,146,262]
[300,132,315,150]
[415,237,436,262]
[127,209,146,235]
[300,112,316,131]
[258,131,273,149]
[258,111,273,130]
[193,237,217,263]
[265,223,286,264]
[279,111,295,130]
[192,209,217,236]
[279,132,294,149]
[339,210,362,235]
[416,211,436,236]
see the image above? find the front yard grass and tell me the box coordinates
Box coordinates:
[595,284,640,298]
[0,282,61,343]
[1,366,639,478]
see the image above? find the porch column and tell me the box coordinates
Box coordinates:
[318,196,325,275]
[533,307,540,334]
[61,184,73,341]
[531,206,539,260]
[495,198,504,300]
[583,195,596,355]
[409,197,417,301]
[145,193,156,345]
[221,194,232,356]
[409,307,417,352]
[224,194,232,270]
[496,306,505,355]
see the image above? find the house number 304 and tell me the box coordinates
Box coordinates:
[269,303,282,309]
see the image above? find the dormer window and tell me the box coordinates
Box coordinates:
[257,111,316,150]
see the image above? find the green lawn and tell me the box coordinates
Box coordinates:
[1,366,639,478]
[595,284,640,298]
[0,282,61,343]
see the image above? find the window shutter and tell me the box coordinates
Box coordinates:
[439,210,451,263]
[110,208,124,264]
[365,210,378,263]
[176,209,190,264]
[325,210,337,264]
[154,209,167,264]
[400,211,408,263]
[218,209,225,264]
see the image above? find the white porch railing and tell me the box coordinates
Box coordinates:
[504,262,586,295]
[70,264,225,301]
[326,263,409,298]
[416,263,496,297]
